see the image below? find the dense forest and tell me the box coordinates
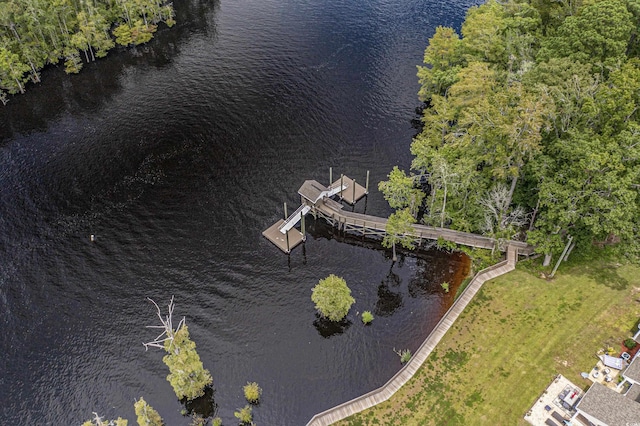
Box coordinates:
[0,0,175,103]
[380,0,640,264]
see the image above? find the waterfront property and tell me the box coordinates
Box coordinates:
[526,328,640,426]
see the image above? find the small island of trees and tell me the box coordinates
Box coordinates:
[0,0,176,103]
[380,0,640,266]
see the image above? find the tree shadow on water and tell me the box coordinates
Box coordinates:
[182,385,217,420]
[313,314,352,338]
[374,267,403,317]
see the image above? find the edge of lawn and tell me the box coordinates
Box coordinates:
[337,258,640,425]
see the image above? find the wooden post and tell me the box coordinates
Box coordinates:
[301,214,306,241]
[284,202,288,219]
[286,230,290,252]
[352,179,356,203]
[365,170,370,194]
[340,174,344,198]
[330,167,333,186]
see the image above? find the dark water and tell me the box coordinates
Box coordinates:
[0,0,478,424]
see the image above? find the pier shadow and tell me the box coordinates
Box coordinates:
[305,218,442,262]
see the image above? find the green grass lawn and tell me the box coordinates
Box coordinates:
[337,259,640,426]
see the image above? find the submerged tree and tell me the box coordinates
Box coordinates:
[134,398,164,426]
[82,413,128,426]
[311,274,355,322]
[144,297,213,401]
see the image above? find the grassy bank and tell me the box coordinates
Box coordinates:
[337,259,640,425]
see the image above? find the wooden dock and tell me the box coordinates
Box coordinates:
[263,174,534,256]
[308,192,533,255]
[330,175,367,205]
[262,219,305,253]
[305,245,519,425]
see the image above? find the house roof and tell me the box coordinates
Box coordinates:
[575,382,640,426]
[624,353,640,383]
[627,384,640,403]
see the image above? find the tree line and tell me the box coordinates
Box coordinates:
[0,0,175,103]
[380,0,640,265]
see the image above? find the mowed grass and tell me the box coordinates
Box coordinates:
[337,260,640,426]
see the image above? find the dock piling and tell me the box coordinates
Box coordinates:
[352,179,356,203]
[301,214,306,240]
[340,174,344,199]
[284,202,288,219]
[330,167,333,186]
[365,170,370,194]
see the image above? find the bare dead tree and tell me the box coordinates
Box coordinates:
[143,296,186,352]
[480,184,529,251]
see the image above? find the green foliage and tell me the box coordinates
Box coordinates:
[537,0,633,69]
[378,166,424,215]
[234,405,253,425]
[134,398,163,426]
[243,382,262,404]
[435,237,457,252]
[311,274,355,322]
[398,0,640,261]
[163,326,213,401]
[417,26,463,101]
[394,348,412,364]
[624,338,637,350]
[382,208,416,250]
[212,417,223,426]
[0,0,176,99]
[441,282,450,293]
[361,311,374,324]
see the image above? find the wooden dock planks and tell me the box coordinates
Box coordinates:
[262,219,305,253]
[331,175,367,205]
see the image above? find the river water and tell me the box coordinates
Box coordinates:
[0,0,478,424]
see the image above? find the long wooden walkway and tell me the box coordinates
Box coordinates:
[310,195,533,255]
[306,245,519,426]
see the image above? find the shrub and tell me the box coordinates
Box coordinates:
[625,338,637,350]
[441,282,450,293]
[189,414,206,426]
[311,274,355,322]
[134,397,163,426]
[436,237,458,252]
[234,405,253,425]
[163,326,213,400]
[362,311,374,324]
[212,418,222,426]
[394,348,412,363]
[243,382,262,404]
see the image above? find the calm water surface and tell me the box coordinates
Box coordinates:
[0,0,478,424]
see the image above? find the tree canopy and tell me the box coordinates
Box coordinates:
[311,274,355,322]
[0,0,175,102]
[381,0,640,262]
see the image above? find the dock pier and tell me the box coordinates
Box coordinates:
[262,172,533,256]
